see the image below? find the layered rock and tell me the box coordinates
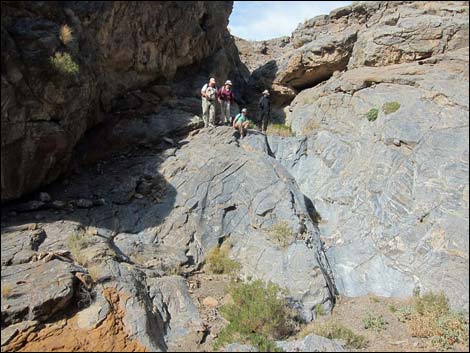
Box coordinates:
[237,1,469,117]
[273,47,469,310]
[1,127,335,350]
[1,1,245,202]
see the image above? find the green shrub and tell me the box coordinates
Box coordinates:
[205,241,240,275]
[382,101,400,114]
[366,108,379,121]
[268,221,294,249]
[300,321,367,349]
[267,124,295,137]
[394,305,414,322]
[393,291,469,350]
[362,311,388,332]
[315,303,325,317]
[50,52,79,75]
[214,279,292,351]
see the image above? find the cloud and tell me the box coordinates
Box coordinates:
[229,1,352,41]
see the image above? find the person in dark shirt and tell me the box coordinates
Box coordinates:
[258,89,271,132]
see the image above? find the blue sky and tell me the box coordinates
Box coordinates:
[229,1,352,41]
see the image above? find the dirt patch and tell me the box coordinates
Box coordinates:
[303,295,469,352]
[3,288,147,352]
[184,272,233,352]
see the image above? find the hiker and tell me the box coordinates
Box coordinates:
[217,80,235,125]
[233,108,250,139]
[201,77,217,127]
[258,89,271,132]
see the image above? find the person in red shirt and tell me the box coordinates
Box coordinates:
[217,80,235,126]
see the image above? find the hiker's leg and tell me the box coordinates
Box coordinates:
[224,102,231,124]
[202,99,207,127]
[209,103,216,127]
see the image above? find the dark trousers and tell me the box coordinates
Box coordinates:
[260,111,270,132]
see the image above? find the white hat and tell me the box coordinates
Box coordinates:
[241,108,247,113]
[225,80,232,86]
[209,77,216,83]
[262,89,269,95]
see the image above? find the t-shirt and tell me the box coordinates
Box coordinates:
[201,83,217,100]
[234,113,247,123]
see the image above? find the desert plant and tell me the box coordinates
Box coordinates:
[214,279,292,351]
[1,283,12,299]
[315,303,325,317]
[50,52,79,75]
[300,321,367,349]
[268,221,294,249]
[67,230,89,263]
[393,291,469,350]
[59,24,73,45]
[366,108,379,121]
[363,311,388,332]
[382,101,400,114]
[87,265,103,283]
[205,241,240,275]
[267,123,295,137]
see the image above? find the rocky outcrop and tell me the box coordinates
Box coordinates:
[1,1,245,202]
[1,127,335,350]
[226,334,345,352]
[237,1,469,115]
[274,47,469,310]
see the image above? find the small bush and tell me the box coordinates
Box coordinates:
[50,52,79,75]
[87,265,102,283]
[268,221,294,249]
[301,321,367,349]
[394,305,414,322]
[382,101,400,114]
[1,284,12,299]
[363,311,388,332]
[315,303,325,317]
[59,24,73,45]
[214,279,292,351]
[393,291,469,350]
[366,108,379,121]
[67,230,89,263]
[205,241,240,275]
[267,124,294,137]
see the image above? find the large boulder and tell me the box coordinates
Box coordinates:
[278,48,469,310]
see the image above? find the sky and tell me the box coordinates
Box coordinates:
[229,1,352,41]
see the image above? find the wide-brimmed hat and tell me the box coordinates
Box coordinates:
[225,80,232,86]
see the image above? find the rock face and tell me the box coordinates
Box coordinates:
[1,1,245,202]
[255,1,468,310]
[237,1,469,116]
[1,127,335,350]
[234,1,469,310]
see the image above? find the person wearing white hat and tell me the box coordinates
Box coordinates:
[233,107,250,139]
[259,89,271,132]
[217,80,235,125]
[201,77,217,127]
